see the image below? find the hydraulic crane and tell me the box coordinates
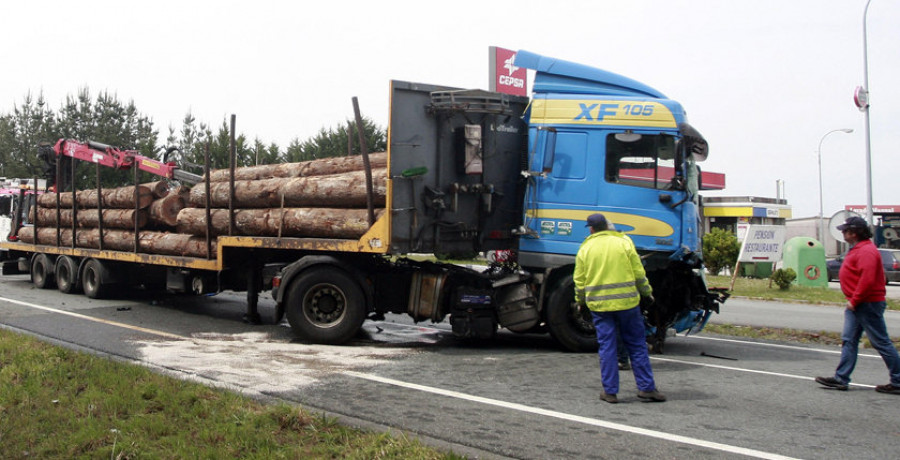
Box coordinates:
[42,139,202,192]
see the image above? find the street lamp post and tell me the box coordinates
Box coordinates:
[817,128,854,242]
[861,0,874,226]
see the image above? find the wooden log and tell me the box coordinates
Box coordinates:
[176,207,384,238]
[18,227,135,251]
[17,227,216,258]
[37,185,154,209]
[36,192,75,208]
[31,208,148,229]
[142,181,171,199]
[137,231,217,258]
[188,168,387,208]
[148,194,186,228]
[205,151,387,182]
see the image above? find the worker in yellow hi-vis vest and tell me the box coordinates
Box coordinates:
[574,213,665,404]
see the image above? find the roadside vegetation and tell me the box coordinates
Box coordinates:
[706,274,900,311]
[0,329,458,460]
[704,275,900,346]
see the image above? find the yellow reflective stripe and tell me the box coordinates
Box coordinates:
[586,291,640,302]
[585,281,637,291]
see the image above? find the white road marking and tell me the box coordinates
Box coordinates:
[651,355,875,389]
[684,334,886,359]
[0,295,184,340]
[377,322,879,388]
[345,370,799,460]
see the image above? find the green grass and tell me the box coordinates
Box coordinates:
[706,275,900,311]
[0,329,460,460]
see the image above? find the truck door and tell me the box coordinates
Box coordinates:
[521,128,688,257]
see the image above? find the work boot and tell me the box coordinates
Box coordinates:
[815,376,848,391]
[600,393,618,404]
[875,383,900,395]
[637,390,666,402]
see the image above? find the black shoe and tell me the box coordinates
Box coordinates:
[618,361,631,371]
[600,393,618,404]
[636,390,666,402]
[815,376,848,391]
[875,383,900,395]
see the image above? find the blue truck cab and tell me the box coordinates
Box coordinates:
[513,51,725,352]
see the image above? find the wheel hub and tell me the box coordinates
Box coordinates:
[304,285,346,327]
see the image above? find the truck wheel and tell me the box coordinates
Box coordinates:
[82,259,109,299]
[546,275,598,352]
[284,266,366,344]
[31,254,56,289]
[55,256,81,294]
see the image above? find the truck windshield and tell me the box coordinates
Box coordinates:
[605,133,679,190]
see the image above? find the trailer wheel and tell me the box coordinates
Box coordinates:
[546,275,597,352]
[55,256,81,294]
[31,254,56,289]
[285,267,366,344]
[82,259,109,299]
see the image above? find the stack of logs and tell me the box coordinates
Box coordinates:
[21,181,211,257]
[18,152,388,258]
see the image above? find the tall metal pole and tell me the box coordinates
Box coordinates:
[862,0,874,226]
[817,129,854,242]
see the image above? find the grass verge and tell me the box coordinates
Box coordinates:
[702,323,900,349]
[0,329,459,460]
[706,275,900,311]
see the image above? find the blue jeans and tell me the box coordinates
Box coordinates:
[834,301,900,386]
[591,307,656,394]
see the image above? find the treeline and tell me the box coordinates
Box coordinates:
[0,89,386,189]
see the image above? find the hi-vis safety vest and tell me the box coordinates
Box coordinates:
[574,230,652,312]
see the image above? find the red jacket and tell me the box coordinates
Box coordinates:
[839,239,886,306]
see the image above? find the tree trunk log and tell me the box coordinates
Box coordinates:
[205,152,387,182]
[17,227,216,257]
[37,185,154,209]
[188,168,386,208]
[142,181,170,199]
[176,207,383,238]
[149,194,186,228]
[31,208,148,229]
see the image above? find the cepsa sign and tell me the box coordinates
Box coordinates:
[489,46,528,97]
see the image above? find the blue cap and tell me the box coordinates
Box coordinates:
[585,213,608,228]
[836,216,868,231]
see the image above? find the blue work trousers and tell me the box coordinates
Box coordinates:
[591,307,656,394]
[834,301,900,386]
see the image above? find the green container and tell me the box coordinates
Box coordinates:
[740,262,773,279]
[782,237,828,288]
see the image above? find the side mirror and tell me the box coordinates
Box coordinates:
[529,127,557,174]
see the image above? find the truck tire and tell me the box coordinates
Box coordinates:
[284,266,366,345]
[82,259,109,299]
[55,256,81,294]
[31,254,56,289]
[546,275,597,352]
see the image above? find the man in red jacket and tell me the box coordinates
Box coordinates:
[815,216,900,394]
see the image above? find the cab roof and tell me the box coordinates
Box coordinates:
[514,50,666,99]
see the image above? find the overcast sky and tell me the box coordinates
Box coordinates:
[2,0,897,219]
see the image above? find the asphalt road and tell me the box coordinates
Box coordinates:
[1,273,899,460]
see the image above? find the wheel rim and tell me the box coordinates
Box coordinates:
[302,282,347,328]
[33,259,46,285]
[85,267,99,293]
[56,263,69,288]
[569,301,595,335]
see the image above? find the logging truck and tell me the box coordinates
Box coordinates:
[0,50,727,352]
